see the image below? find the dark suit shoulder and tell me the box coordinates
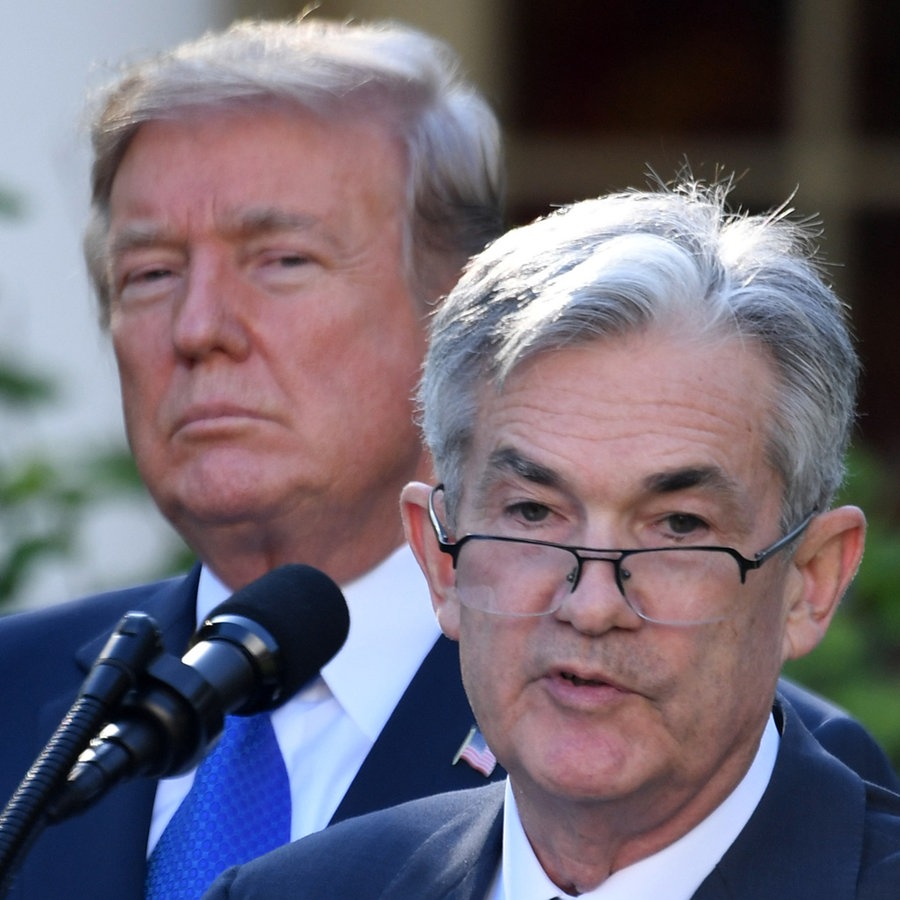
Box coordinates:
[0,575,189,646]
[777,678,900,791]
[856,784,900,899]
[204,783,505,899]
[0,581,148,642]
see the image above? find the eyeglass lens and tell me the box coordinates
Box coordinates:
[454,538,738,624]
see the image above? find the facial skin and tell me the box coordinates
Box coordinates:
[402,330,864,892]
[107,107,436,589]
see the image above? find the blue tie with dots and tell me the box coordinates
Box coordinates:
[145,712,291,899]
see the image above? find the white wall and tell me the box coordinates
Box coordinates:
[0,1,235,609]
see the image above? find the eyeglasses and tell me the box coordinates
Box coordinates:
[428,485,816,626]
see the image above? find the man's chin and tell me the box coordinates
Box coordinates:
[154,465,298,529]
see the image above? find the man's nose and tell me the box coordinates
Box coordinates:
[554,555,643,634]
[172,252,252,362]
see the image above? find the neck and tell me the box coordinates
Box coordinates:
[181,501,407,591]
[510,734,764,894]
[167,450,435,590]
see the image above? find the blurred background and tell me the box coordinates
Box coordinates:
[2,0,898,760]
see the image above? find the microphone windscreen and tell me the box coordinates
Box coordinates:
[206,564,350,700]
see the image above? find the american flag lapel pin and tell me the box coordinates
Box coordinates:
[453,725,497,777]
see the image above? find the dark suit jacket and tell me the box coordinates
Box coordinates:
[0,568,504,899]
[205,696,900,900]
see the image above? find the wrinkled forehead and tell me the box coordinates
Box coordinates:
[458,332,783,519]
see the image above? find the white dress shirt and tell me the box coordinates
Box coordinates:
[146,544,440,853]
[489,716,780,900]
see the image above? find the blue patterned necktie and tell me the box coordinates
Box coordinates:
[145,712,291,899]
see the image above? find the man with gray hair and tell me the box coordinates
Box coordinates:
[206,180,900,898]
[0,16,504,899]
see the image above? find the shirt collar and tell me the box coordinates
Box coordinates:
[195,565,230,623]
[321,543,440,740]
[197,545,440,742]
[500,715,780,899]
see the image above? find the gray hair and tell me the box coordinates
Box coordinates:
[83,16,505,325]
[421,180,860,529]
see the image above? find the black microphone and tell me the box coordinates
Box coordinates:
[49,564,349,822]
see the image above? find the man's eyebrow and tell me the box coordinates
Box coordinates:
[109,209,324,255]
[642,466,740,498]
[109,222,173,256]
[225,208,320,236]
[482,447,562,489]
[487,454,742,499]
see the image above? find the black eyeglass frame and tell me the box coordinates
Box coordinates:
[428,484,817,619]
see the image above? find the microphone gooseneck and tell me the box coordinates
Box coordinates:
[0,613,163,888]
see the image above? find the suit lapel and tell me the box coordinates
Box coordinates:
[331,635,505,824]
[384,781,505,899]
[693,698,867,899]
[72,566,200,672]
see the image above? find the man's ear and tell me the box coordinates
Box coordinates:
[401,482,461,640]
[782,505,866,661]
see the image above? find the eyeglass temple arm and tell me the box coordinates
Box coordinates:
[427,484,455,549]
[740,508,818,578]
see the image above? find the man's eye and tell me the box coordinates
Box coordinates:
[509,501,550,523]
[663,513,707,537]
[132,268,173,282]
[275,254,310,268]
[117,265,178,302]
[260,250,313,269]
[255,252,318,288]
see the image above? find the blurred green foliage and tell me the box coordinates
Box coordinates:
[784,446,900,769]
[0,186,24,218]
